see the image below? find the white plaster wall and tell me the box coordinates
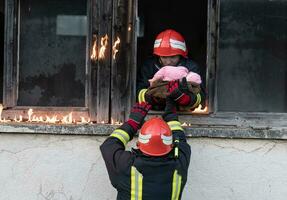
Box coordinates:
[0,134,286,200]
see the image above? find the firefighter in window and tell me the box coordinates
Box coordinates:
[137,29,205,111]
[100,97,191,200]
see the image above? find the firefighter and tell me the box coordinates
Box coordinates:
[137,29,205,111]
[100,96,191,200]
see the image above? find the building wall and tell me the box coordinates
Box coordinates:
[0,134,286,200]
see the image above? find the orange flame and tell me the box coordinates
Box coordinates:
[192,105,208,114]
[77,117,91,124]
[112,37,121,60]
[91,36,98,61]
[99,34,108,59]
[62,112,73,124]
[111,118,123,125]
[28,108,33,122]
[0,104,208,125]
[14,115,23,122]
[45,115,59,123]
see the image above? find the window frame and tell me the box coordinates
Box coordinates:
[148,0,287,134]
[3,0,137,123]
[2,0,287,138]
[3,0,91,119]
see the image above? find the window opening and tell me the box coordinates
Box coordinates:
[136,0,208,113]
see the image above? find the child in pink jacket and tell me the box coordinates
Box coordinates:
[146,66,202,100]
[149,66,202,86]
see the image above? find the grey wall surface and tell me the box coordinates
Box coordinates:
[0,134,286,200]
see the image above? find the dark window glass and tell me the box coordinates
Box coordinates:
[18,0,87,106]
[217,0,287,112]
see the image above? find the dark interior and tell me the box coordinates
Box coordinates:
[136,0,208,86]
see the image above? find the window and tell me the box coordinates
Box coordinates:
[2,0,287,132]
[18,0,87,107]
[3,0,137,123]
[217,0,287,113]
[136,0,209,112]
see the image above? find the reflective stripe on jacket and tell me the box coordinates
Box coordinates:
[100,123,191,200]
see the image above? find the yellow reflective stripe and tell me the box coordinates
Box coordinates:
[110,129,130,146]
[171,170,182,200]
[131,166,143,200]
[167,121,184,131]
[138,89,147,103]
[190,93,201,109]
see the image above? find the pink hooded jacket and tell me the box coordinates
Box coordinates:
[149,66,202,86]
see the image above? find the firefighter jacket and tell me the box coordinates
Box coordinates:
[100,121,191,200]
[136,56,206,110]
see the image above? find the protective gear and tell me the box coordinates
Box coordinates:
[146,79,169,99]
[137,117,173,156]
[153,29,188,58]
[138,87,166,111]
[127,102,151,131]
[136,57,205,111]
[162,96,177,122]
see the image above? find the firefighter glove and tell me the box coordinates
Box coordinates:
[162,96,178,122]
[166,80,184,101]
[127,102,151,131]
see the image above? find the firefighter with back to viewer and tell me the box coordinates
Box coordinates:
[100,95,191,200]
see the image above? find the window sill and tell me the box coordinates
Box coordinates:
[0,116,286,140]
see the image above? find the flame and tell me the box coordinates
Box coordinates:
[112,37,120,59]
[182,122,192,126]
[192,105,208,113]
[77,117,91,124]
[182,122,188,126]
[0,104,205,125]
[99,34,108,59]
[111,118,123,125]
[0,106,93,124]
[45,115,59,123]
[14,115,23,122]
[28,108,33,122]
[91,36,98,61]
[62,112,73,124]
[0,104,208,125]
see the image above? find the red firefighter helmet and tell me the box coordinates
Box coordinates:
[137,117,173,156]
[153,29,188,58]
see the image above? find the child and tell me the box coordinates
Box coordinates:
[147,66,202,99]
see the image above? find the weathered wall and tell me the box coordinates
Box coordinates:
[0,134,286,200]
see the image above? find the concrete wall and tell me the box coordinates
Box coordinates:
[0,134,286,200]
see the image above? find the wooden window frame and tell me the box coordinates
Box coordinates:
[3,0,287,137]
[195,0,287,131]
[3,0,137,123]
[3,0,92,121]
[148,0,287,134]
